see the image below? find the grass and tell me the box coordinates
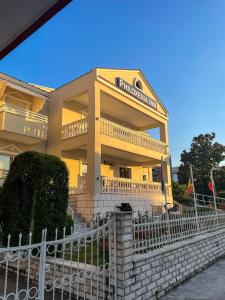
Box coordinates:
[64,240,109,266]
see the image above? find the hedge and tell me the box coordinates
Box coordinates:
[0,151,68,246]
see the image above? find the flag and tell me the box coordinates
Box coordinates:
[187,176,193,194]
[208,171,216,196]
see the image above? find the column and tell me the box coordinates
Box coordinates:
[86,82,101,197]
[112,210,134,300]
[160,122,173,202]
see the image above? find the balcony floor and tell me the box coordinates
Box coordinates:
[0,130,46,145]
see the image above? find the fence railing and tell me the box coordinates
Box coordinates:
[62,118,88,139]
[133,211,225,254]
[101,176,167,195]
[100,117,167,154]
[61,117,166,154]
[0,215,116,300]
[196,193,225,208]
[0,104,48,123]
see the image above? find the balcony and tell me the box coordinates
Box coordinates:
[100,118,166,154]
[0,104,48,143]
[62,118,166,154]
[101,176,165,195]
[62,118,88,140]
[71,175,166,196]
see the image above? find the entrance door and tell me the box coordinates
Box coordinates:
[119,167,131,179]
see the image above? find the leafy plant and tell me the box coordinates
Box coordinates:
[178,133,225,195]
[0,151,68,246]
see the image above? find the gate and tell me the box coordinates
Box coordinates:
[0,214,116,300]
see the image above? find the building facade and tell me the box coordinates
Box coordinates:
[0,68,172,221]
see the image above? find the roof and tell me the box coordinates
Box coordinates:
[0,0,72,60]
[0,72,50,97]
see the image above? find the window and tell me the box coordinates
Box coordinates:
[0,154,13,178]
[152,167,161,182]
[143,174,147,182]
[135,79,143,90]
[119,167,131,179]
[81,161,87,175]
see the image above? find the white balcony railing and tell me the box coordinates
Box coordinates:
[73,175,166,195]
[0,104,48,140]
[0,104,48,123]
[62,117,166,154]
[100,118,166,154]
[101,176,166,195]
[62,118,88,140]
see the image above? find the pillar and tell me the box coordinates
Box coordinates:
[160,122,173,203]
[86,83,101,197]
[112,210,134,300]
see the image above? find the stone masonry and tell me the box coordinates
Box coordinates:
[113,211,225,300]
[4,211,225,299]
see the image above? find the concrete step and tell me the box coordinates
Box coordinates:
[73,217,86,224]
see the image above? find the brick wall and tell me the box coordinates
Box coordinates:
[114,211,225,300]
[4,212,225,300]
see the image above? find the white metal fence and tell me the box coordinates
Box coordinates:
[196,193,225,208]
[0,215,116,300]
[133,211,225,254]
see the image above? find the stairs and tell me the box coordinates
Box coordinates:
[68,194,89,234]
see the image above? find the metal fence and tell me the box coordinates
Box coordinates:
[0,214,116,300]
[196,193,225,208]
[133,211,225,254]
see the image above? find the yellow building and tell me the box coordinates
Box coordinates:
[0,68,172,221]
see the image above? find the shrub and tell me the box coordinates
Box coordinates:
[172,182,193,206]
[0,151,68,246]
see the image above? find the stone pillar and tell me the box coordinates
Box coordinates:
[112,210,136,300]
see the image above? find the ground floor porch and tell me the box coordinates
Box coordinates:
[63,146,172,222]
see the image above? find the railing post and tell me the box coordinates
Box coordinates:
[112,206,133,300]
[38,229,47,300]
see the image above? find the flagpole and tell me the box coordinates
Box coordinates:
[190,164,199,231]
[211,169,218,222]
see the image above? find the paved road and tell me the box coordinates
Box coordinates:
[161,259,225,300]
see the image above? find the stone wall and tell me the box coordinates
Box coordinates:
[4,212,225,300]
[114,211,225,300]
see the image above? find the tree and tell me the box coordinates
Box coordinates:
[0,151,69,246]
[172,182,193,206]
[178,133,225,195]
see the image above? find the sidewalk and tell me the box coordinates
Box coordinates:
[161,259,225,300]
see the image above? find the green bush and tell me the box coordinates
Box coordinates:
[172,182,193,206]
[217,190,225,199]
[0,151,68,246]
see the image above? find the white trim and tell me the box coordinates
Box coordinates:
[6,82,47,100]
[4,94,31,110]
[0,144,22,156]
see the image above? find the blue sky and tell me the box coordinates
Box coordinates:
[1,0,225,166]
